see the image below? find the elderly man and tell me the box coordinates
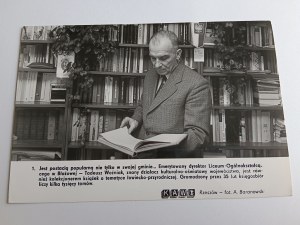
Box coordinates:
[121,30,211,158]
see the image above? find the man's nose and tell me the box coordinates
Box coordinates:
[153,59,162,68]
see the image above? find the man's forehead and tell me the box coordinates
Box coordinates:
[149,37,175,54]
[149,36,173,49]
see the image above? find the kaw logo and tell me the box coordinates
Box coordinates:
[161,189,195,199]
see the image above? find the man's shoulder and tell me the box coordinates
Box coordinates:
[181,65,208,86]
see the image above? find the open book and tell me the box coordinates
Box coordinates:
[98,127,187,156]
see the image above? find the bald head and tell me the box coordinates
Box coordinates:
[148,30,182,76]
[149,30,179,51]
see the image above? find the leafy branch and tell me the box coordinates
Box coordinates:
[209,22,250,71]
[49,25,119,147]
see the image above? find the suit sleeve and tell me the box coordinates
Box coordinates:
[131,94,143,124]
[182,79,212,152]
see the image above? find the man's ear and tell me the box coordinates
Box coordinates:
[176,49,182,61]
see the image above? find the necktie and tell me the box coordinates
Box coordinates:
[155,75,167,97]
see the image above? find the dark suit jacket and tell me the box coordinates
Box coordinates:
[132,63,211,158]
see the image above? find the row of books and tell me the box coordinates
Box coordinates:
[210,77,253,106]
[21,24,192,45]
[96,47,196,73]
[120,23,191,45]
[13,109,63,141]
[71,109,131,142]
[21,22,274,48]
[273,116,287,143]
[202,22,274,48]
[97,48,150,73]
[247,23,274,47]
[11,150,61,161]
[19,44,56,68]
[204,49,222,68]
[253,78,281,106]
[220,148,287,158]
[21,26,54,41]
[204,49,278,73]
[205,22,248,46]
[16,72,58,102]
[120,22,274,47]
[249,51,277,73]
[211,110,286,143]
[211,77,283,107]
[75,76,144,104]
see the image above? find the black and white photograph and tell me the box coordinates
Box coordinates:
[11,22,289,161]
[1,0,299,224]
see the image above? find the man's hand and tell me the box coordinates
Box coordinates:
[120,117,139,134]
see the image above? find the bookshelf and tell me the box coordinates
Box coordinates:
[11,26,67,161]
[203,21,287,158]
[11,22,288,160]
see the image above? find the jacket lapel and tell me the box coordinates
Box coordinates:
[147,63,185,114]
[144,69,158,111]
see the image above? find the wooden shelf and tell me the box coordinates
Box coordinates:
[20,41,194,49]
[19,40,275,52]
[72,103,137,109]
[15,101,66,108]
[68,141,288,151]
[18,68,279,78]
[18,68,56,73]
[119,43,194,48]
[12,140,63,148]
[88,71,146,76]
[212,105,283,111]
[18,68,147,76]
[244,46,275,51]
[18,68,146,77]
[203,44,275,51]
[20,40,54,44]
[118,43,148,48]
[203,69,279,78]
[68,141,112,149]
[250,73,279,79]
[209,142,288,150]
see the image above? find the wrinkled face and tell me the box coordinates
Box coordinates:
[149,37,181,76]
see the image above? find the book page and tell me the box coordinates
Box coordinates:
[146,133,187,144]
[100,127,142,151]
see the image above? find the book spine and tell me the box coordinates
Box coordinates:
[29,110,38,139]
[29,72,38,102]
[219,109,226,142]
[256,110,262,142]
[261,111,271,142]
[47,111,56,140]
[71,108,79,142]
[94,111,99,141]
[92,77,98,103]
[137,24,143,44]
[104,76,110,103]
[98,113,104,138]
[15,110,25,140]
[15,72,23,102]
[35,73,43,101]
[35,111,45,140]
[112,77,119,104]
[89,110,96,141]
[128,78,134,104]
[22,110,31,140]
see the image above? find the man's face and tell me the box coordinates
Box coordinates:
[149,37,181,76]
